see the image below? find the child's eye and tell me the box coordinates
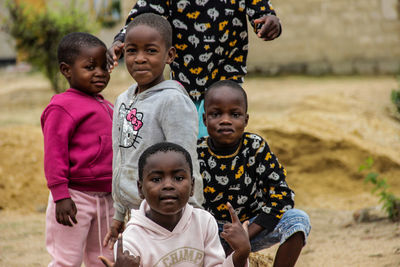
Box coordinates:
[147,48,157,53]
[126,48,136,53]
[210,112,220,118]
[85,65,95,70]
[175,176,184,181]
[232,113,241,118]
[151,177,161,183]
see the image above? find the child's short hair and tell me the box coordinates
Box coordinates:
[57,32,106,65]
[125,13,172,48]
[138,142,193,181]
[205,80,248,112]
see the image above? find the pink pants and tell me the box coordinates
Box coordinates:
[46,188,114,267]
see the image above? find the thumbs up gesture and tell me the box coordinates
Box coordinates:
[220,202,251,265]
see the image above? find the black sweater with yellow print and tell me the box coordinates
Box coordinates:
[115,0,279,102]
[197,133,294,233]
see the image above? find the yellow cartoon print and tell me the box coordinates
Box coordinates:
[219,20,228,31]
[204,186,216,193]
[189,67,203,75]
[175,44,188,50]
[187,11,200,19]
[235,165,244,179]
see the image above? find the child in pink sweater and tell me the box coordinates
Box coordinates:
[41,32,114,266]
[100,142,250,267]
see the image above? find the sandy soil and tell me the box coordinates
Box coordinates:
[1,69,400,267]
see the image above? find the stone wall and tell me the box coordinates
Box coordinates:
[247,0,400,75]
[2,0,399,75]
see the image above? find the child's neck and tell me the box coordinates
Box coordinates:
[136,77,165,94]
[145,209,183,232]
[70,87,99,97]
[208,137,242,156]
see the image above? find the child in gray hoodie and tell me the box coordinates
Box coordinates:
[103,13,204,249]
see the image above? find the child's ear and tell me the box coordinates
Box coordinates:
[165,47,176,64]
[245,113,249,126]
[202,112,207,127]
[137,180,145,199]
[59,62,71,79]
[190,177,194,197]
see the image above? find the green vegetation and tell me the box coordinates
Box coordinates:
[359,157,400,221]
[391,76,400,116]
[391,90,400,114]
[3,0,97,93]
[96,0,121,28]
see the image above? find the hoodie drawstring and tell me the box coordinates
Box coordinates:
[95,193,111,256]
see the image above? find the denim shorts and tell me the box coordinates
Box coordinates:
[218,208,311,252]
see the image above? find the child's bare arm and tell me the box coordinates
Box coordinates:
[247,221,264,241]
[103,219,125,250]
[99,234,140,267]
[55,198,77,227]
[220,202,250,267]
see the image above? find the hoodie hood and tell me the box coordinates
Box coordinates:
[127,80,189,101]
[127,200,194,239]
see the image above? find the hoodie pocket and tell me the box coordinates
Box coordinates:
[89,135,113,177]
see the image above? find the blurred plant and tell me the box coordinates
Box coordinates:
[391,89,400,114]
[94,0,121,28]
[390,75,400,119]
[359,157,400,221]
[3,0,98,93]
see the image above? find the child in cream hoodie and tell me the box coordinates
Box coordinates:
[101,142,250,267]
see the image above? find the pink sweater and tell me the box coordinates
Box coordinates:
[41,88,113,202]
[120,201,248,267]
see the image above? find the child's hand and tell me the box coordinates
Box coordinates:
[254,15,281,41]
[99,234,140,267]
[55,198,78,227]
[220,202,251,260]
[103,219,125,250]
[106,40,125,73]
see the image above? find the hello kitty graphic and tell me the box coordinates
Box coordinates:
[118,104,143,148]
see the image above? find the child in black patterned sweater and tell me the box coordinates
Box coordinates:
[197,80,311,267]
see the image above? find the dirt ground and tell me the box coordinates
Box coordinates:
[1,69,400,267]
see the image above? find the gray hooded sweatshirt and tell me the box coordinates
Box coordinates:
[112,80,204,221]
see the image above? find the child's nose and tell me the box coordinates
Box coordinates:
[135,51,146,63]
[95,67,107,76]
[162,177,175,190]
[219,114,232,124]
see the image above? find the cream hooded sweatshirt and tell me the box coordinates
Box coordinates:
[118,200,246,267]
